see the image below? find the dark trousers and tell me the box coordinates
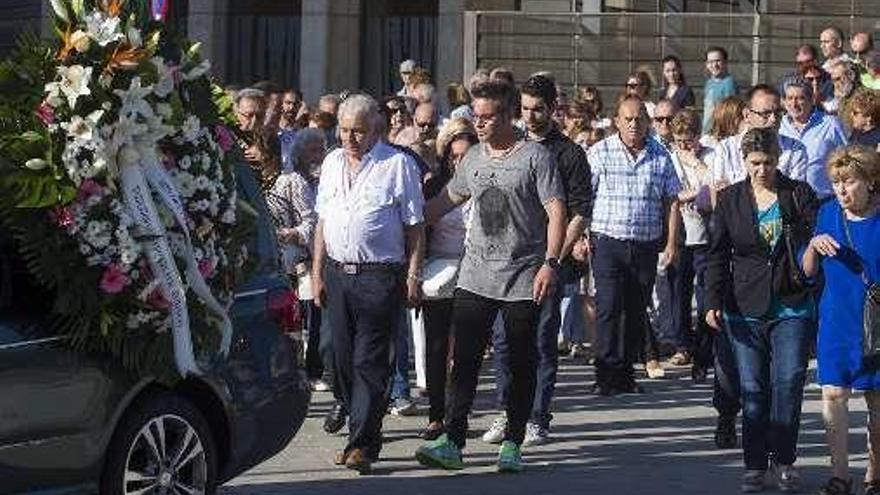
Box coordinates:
[319,308,345,408]
[712,327,741,418]
[592,235,658,387]
[390,309,411,400]
[728,317,813,470]
[445,289,540,448]
[324,263,403,454]
[423,298,455,423]
[303,300,323,380]
[493,289,561,428]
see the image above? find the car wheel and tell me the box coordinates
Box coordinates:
[100,391,218,495]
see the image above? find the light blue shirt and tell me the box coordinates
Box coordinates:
[779,110,848,198]
[702,75,737,134]
[588,133,681,242]
[315,141,425,264]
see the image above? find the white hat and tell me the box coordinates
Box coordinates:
[399,59,416,73]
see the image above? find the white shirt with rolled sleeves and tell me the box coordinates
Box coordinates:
[315,141,425,264]
[710,131,809,185]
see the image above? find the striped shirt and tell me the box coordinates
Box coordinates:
[588,133,681,242]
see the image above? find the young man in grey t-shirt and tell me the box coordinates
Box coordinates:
[414,80,566,473]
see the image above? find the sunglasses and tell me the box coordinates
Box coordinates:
[625,83,642,89]
[653,116,674,123]
[387,106,407,114]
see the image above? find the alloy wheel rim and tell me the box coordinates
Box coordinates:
[122,413,208,495]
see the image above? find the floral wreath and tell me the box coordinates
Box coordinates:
[0,0,254,380]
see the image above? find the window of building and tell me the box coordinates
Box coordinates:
[224,0,302,88]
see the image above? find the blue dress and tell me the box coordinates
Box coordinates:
[816,201,880,389]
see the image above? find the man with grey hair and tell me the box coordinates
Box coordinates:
[779,75,848,200]
[234,88,266,134]
[398,59,417,97]
[824,59,859,129]
[312,93,426,474]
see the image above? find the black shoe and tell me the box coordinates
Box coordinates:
[817,477,853,495]
[588,382,616,396]
[323,402,347,434]
[714,415,737,449]
[419,421,444,440]
[691,365,708,384]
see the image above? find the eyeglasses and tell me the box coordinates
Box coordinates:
[473,113,498,126]
[653,116,674,124]
[625,83,642,89]
[749,108,783,119]
[386,106,407,115]
[416,121,436,129]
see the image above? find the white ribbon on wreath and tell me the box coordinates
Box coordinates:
[119,143,232,377]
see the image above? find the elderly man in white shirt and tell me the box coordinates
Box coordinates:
[712,84,808,186]
[312,94,425,474]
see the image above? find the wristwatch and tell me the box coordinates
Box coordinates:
[544,257,560,270]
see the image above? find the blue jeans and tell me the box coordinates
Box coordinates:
[390,309,411,400]
[727,316,813,470]
[493,290,561,428]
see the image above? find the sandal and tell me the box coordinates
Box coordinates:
[419,420,444,440]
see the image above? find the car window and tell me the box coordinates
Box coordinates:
[234,162,281,275]
[0,228,55,329]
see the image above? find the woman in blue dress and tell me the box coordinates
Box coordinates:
[803,145,880,495]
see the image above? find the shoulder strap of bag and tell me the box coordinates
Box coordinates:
[841,206,872,287]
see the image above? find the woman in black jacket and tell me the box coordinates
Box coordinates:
[705,127,819,493]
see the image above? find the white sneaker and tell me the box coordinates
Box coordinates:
[310,379,330,392]
[776,464,800,493]
[522,421,549,447]
[482,413,507,444]
[390,397,417,416]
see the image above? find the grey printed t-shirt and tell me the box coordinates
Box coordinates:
[448,140,564,301]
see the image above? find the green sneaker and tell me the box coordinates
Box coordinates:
[497,440,523,473]
[414,433,464,470]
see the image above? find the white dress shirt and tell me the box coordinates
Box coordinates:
[711,131,809,185]
[315,141,424,264]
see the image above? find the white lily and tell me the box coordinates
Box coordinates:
[183,60,211,81]
[51,64,93,110]
[151,57,175,98]
[60,109,104,145]
[84,10,123,47]
[114,77,154,119]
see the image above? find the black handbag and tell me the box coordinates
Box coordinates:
[841,212,880,367]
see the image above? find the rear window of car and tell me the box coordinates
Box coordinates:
[0,229,54,322]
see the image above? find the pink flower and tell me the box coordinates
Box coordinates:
[50,206,74,229]
[167,64,182,86]
[100,264,130,294]
[76,179,104,202]
[145,287,171,310]
[35,102,54,126]
[198,258,215,279]
[213,125,234,152]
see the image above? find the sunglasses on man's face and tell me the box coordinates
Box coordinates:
[387,106,407,115]
[653,116,674,124]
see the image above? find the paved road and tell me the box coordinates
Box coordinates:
[222,357,867,495]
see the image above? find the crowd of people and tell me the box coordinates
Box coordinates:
[227,26,880,495]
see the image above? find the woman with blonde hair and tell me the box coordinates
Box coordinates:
[701,96,746,149]
[803,145,880,495]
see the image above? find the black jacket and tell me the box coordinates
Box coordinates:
[706,174,819,318]
[539,126,593,220]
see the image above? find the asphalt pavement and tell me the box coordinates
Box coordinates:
[221,356,870,495]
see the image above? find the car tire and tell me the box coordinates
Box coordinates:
[100,391,218,495]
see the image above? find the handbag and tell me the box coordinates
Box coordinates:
[421,257,460,300]
[841,211,880,366]
[777,189,810,297]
